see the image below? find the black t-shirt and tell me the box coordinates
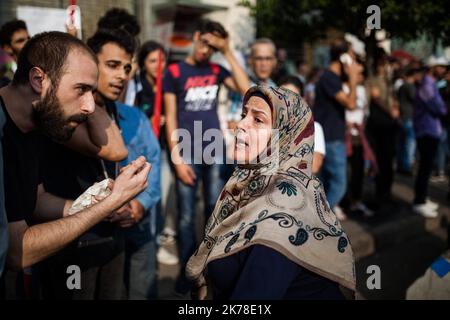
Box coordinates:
[162,61,230,162]
[398,82,416,120]
[163,62,230,137]
[313,69,345,142]
[41,140,108,198]
[0,96,43,224]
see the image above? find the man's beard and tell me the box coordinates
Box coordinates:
[33,84,88,143]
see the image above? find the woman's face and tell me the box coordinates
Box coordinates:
[144,49,166,79]
[235,95,273,164]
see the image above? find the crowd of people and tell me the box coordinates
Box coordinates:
[0,7,448,300]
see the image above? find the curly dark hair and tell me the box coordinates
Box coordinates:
[195,19,228,38]
[0,19,27,47]
[87,28,137,56]
[278,75,304,95]
[97,8,140,37]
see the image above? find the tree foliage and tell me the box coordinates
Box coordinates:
[241,0,450,48]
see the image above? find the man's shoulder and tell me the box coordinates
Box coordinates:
[399,82,412,93]
[208,62,225,74]
[166,61,186,78]
[0,100,5,135]
[321,69,340,82]
[117,102,146,121]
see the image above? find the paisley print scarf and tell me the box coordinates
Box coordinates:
[186,85,356,290]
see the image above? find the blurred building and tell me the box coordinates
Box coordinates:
[0,0,135,39]
[143,0,255,61]
[0,0,255,62]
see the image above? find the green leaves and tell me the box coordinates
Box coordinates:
[241,0,450,47]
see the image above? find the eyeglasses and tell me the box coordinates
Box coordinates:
[252,56,275,62]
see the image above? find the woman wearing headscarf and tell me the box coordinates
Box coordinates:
[186,85,355,300]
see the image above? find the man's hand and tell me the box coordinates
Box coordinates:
[108,156,151,209]
[191,276,208,300]
[150,115,166,128]
[66,23,78,37]
[202,32,229,54]
[107,198,145,228]
[129,199,145,222]
[160,115,166,127]
[175,163,196,186]
[390,107,400,119]
[191,284,208,300]
[343,61,360,84]
[113,200,145,228]
[108,202,134,228]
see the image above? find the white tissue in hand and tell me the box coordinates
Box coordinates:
[68,178,111,215]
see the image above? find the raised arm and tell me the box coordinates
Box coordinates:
[64,104,128,161]
[164,92,197,186]
[202,33,249,95]
[222,48,250,95]
[335,63,359,111]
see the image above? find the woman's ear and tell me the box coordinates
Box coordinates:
[28,67,46,94]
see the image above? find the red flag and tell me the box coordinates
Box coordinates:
[70,0,76,25]
[152,50,163,138]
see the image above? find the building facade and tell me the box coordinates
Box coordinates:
[1,0,255,61]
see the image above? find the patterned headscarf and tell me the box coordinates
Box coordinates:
[186,85,356,291]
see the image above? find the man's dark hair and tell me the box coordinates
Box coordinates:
[404,66,420,77]
[138,40,165,70]
[0,19,27,47]
[372,47,388,73]
[195,19,228,38]
[13,31,97,86]
[295,59,306,69]
[329,39,350,62]
[97,8,140,37]
[306,67,322,83]
[278,75,304,95]
[87,28,137,56]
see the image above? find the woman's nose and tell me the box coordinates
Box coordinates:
[236,118,249,132]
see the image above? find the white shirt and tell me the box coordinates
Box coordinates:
[343,84,367,135]
[314,122,326,156]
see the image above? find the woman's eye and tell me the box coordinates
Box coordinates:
[255,118,263,123]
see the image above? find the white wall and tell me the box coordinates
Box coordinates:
[203,0,255,52]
